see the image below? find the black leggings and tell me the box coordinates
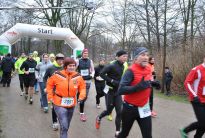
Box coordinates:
[184,102,205,138]
[18,74,24,92]
[95,82,105,104]
[149,88,154,111]
[80,82,91,113]
[99,89,122,131]
[52,105,58,123]
[118,103,152,138]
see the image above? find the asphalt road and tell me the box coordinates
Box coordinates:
[0,76,202,138]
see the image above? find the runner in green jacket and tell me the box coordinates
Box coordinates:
[15,53,27,96]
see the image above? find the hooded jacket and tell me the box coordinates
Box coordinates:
[1,56,15,72]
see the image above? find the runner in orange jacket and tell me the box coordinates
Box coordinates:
[46,57,86,138]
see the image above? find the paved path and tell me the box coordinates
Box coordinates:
[0,76,202,138]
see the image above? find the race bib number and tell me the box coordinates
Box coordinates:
[61,97,74,106]
[97,76,104,81]
[138,103,151,118]
[80,69,89,76]
[28,68,35,73]
[103,85,109,94]
[203,87,205,95]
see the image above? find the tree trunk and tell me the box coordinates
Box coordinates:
[161,0,168,93]
[145,0,151,53]
[182,0,191,52]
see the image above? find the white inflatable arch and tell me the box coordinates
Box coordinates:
[0,23,84,59]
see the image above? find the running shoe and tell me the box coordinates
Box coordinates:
[115,131,120,138]
[24,94,28,100]
[80,113,87,122]
[95,116,100,129]
[20,92,24,96]
[180,128,188,138]
[43,107,49,113]
[29,98,33,104]
[96,104,101,109]
[151,111,157,117]
[107,114,113,121]
[52,122,59,131]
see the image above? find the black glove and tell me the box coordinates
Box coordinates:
[111,80,119,87]
[192,96,200,104]
[151,80,161,90]
[135,77,151,90]
[78,100,84,104]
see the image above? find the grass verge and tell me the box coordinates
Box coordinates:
[155,91,189,104]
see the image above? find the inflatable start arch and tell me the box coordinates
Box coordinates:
[0,23,84,59]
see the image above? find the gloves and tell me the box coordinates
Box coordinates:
[111,79,119,87]
[78,100,84,104]
[150,80,161,90]
[136,77,151,90]
[192,96,200,104]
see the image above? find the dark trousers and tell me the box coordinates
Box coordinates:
[52,105,58,123]
[2,71,11,86]
[149,88,154,111]
[18,74,24,92]
[184,102,205,138]
[99,89,122,131]
[165,81,171,94]
[95,82,105,104]
[80,82,91,113]
[118,103,152,138]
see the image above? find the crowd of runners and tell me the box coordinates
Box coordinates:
[0,47,204,138]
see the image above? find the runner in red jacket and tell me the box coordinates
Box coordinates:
[116,47,152,138]
[181,62,205,138]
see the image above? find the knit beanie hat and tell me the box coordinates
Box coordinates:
[133,47,148,58]
[116,50,127,57]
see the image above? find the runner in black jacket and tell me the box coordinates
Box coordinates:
[94,59,106,108]
[96,50,128,137]
[20,53,37,104]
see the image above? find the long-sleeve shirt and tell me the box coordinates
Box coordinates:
[100,60,124,90]
[35,61,53,82]
[184,63,205,103]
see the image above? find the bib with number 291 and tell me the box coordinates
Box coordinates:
[138,102,151,118]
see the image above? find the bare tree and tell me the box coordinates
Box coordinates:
[179,0,191,52]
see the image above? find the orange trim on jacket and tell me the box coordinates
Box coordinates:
[46,69,86,108]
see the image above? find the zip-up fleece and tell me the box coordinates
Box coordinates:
[46,70,86,108]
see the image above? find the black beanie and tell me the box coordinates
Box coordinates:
[133,47,148,58]
[116,50,127,57]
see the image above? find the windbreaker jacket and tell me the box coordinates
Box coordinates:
[46,70,86,108]
[184,64,205,103]
[15,57,27,74]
